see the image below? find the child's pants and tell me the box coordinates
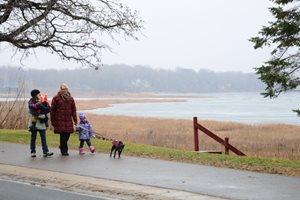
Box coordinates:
[79,139,92,148]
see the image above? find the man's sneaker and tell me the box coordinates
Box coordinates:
[61,153,69,156]
[43,152,54,157]
[31,153,36,157]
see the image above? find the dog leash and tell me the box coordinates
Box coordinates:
[76,124,113,141]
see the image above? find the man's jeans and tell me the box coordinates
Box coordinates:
[30,129,49,154]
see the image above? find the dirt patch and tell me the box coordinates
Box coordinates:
[75,92,207,111]
[0,164,224,200]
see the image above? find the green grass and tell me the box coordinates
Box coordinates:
[1,129,300,177]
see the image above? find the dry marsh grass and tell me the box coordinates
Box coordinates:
[0,101,27,129]
[76,99,300,160]
[84,113,300,161]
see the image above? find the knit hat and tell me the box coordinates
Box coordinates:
[79,113,86,120]
[30,89,40,97]
[39,94,48,102]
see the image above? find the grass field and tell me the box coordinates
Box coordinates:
[1,129,300,178]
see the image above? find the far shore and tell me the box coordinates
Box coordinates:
[74,92,210,110]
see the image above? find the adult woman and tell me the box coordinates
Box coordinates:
[50,83,77,156]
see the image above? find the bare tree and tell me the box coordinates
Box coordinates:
[0,80,28,129]
[0,0,143,69]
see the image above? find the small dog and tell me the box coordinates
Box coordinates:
[110,140,125,158]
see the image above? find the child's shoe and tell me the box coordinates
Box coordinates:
[89,146,95,154]
[79,148,85,155]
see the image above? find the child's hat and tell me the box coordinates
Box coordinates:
[79,113,86,120]
[39,94,48,102]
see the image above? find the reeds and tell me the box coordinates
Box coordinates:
[0,84,28,129]
[86,114,300,160]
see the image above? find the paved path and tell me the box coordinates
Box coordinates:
[0,179,108,200]
[1,142,300,200]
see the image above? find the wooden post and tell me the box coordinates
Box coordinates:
[224,137,229,155]
[193,117,199,151]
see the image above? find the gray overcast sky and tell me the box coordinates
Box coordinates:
[0,0,274,72]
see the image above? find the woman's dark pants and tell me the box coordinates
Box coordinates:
[60,133,71,154]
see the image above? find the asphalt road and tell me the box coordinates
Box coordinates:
[0,179,111,200]
[1,142,300,200]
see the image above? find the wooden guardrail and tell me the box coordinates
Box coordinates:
[193,117,245,156]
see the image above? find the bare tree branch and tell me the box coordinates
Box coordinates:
[0,0,143,69]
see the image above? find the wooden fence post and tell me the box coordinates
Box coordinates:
[193,117,245,156]
[224,137,229,155]
[193,117,199,151]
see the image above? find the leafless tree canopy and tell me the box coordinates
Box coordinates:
[0,0,143,69]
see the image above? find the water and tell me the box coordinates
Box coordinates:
[82,92,300,125]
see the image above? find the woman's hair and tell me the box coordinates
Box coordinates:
[59,83,69,92]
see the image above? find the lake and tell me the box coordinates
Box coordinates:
[82,92,300,125]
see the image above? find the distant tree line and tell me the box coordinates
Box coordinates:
[0,65,264,95]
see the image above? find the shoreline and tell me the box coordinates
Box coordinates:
[76,98,186,111]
